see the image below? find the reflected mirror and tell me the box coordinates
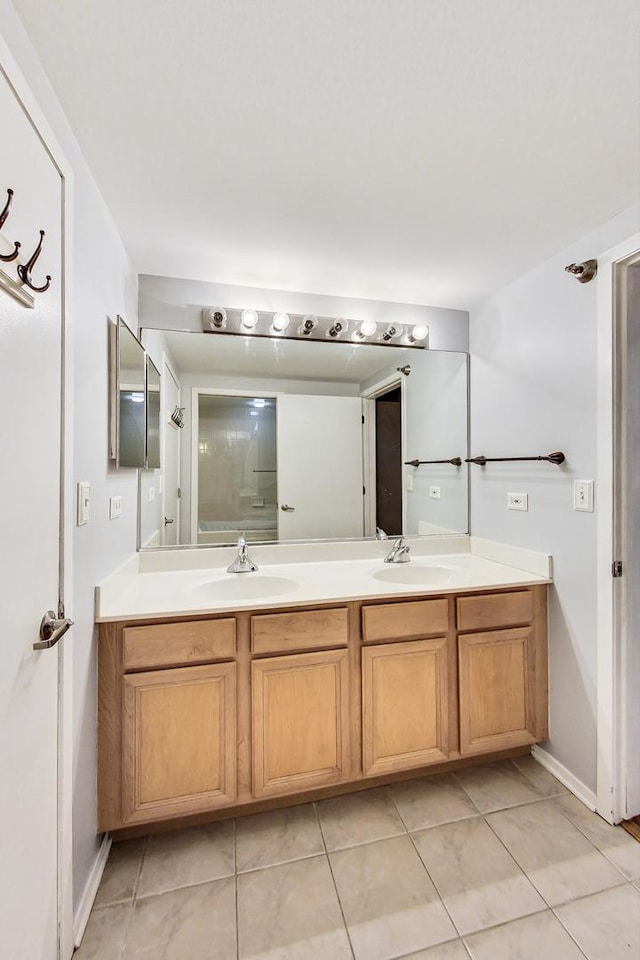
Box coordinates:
[110,317,146,468]
[146,357,161,469]
[138,328,468,548]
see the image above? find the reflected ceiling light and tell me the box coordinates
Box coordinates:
[252,398,266,407]
[408,323,429,343]
[129,392,144,403]
[205,307,227,330]
[354,319,377,340]
[380,324,401,342]
[298,314,318,335]
[241,308,259,329]
[272,311,290,332]
[327,318,348,338]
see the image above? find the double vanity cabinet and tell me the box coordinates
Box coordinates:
[98,582,548,834]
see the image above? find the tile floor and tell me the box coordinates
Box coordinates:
[76,757,640,959]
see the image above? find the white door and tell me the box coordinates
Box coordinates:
[0,71,66,958]
[277,395,364,540]
[162,360,181,544]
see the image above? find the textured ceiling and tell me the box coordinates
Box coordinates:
[12,0,640,308]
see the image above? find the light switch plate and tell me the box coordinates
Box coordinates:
[109,495,122,519]
[429,485,441,499]
[574,480,594,512]
[77,481,91,526]
[148,486,155,503]
[507,492,528,511]
[406,474,414,492]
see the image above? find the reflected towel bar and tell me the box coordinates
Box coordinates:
[465,451,566,466]
[405,457,462,467]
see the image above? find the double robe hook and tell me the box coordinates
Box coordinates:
[0,188,52,292]
[0,188,21,263]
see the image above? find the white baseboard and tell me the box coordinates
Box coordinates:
[531,745,597,810]
[73,834,112,947]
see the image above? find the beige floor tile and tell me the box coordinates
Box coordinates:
[125,877,236,959]
[318,786,406,851]
[330,834,456,960]
[95,839,146,907]
[74,903,131,960]
[236,803,324,872]
[390,774,478,832]
[554,794,640,879]
[511,756,569,798]
[454,762,545,814]
[136,821,234,898]
[464,910,584,960]
[237,855,351,959]
[396,941,470,959]
[488,800,625,906]
[412,817,545,935]
[555,883,640,960]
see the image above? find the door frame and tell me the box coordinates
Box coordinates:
[190,387,279,544]
[596,232,640,824]
[361,373,406,537]
[161,354,181,546]
[0,35,74,960]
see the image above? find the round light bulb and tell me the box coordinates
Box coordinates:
[411,323,428,342]
[299,314,318,335]
[359,320,377,338]
[241,308,259,329]
[272,312,290,332]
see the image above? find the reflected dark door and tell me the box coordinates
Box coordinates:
[375,387,402,535]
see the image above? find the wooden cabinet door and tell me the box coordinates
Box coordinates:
[458,627,537,755]
[122,662,236,823]
[362,638,449,776]
[252,650,350,798]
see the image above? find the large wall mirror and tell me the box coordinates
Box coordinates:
[138,327,468,548]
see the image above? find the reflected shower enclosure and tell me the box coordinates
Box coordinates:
[197,395,278,544]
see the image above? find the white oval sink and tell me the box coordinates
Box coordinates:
[192,575,300,601]
[372,564,457,586]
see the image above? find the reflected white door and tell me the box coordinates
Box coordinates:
[277,395,363,540]
[0,71,64,958]
[162,360,181,545]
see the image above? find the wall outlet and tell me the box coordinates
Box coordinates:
[148,486,155,503]
[109,495,122,519]
[574,479,594,512]
[429,485,441,499]
[507,492,528,511]
[406,474,414,492]
[77,481,91,526]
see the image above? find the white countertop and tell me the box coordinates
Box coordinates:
[96,537,552,622]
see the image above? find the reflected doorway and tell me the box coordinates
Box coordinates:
[375,386,403,536]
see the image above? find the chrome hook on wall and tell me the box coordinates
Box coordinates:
[17,229,51,293]
[0,188,21,263]
[564,259,597,283]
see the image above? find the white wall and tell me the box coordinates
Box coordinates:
[470,203,640,794]
[139,274,469,352]
[1,0,138,920]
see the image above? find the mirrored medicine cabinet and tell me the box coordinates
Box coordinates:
[109,316,162,470]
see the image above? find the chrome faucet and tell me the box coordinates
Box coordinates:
[384,536,411,564]
[227,533,259,573]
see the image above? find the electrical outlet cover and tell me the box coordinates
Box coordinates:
[109,495,122,519]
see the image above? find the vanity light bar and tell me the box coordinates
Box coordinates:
[201,307,429,349]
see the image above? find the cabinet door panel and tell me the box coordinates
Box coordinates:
[362,638,449,776]
[458,627,536,755]
[252,650,350,797]
[122,663,236,823]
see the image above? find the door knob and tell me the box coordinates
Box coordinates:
[34,610,73,650]
[280,504,295,512]
[164,516,175,525]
